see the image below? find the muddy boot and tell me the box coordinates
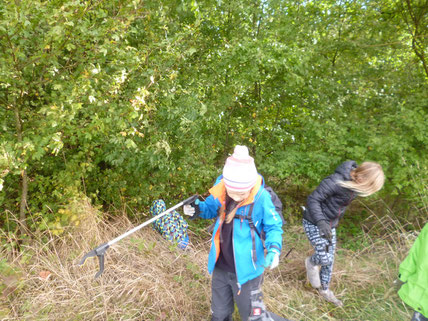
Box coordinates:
[318,289,343,307]
[305,256,321,289]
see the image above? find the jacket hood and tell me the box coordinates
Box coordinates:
[335,161,357,181]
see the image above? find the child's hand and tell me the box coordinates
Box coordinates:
[317,220,332,241]
[183,204,196,216]
[394,278,405,290]
[264,250,280,270]
[183,199,200,219]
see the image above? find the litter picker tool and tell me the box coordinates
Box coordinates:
[79,195,199,278]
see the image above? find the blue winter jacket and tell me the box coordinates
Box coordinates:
[198,174,283,287]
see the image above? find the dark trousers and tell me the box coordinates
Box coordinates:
[210,267,290,321]
[412,312,428,321]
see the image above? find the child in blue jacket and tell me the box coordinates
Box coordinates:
[184,145,288,321]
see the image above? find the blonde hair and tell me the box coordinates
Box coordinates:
[221,190,253,224]
[338,162,385,197]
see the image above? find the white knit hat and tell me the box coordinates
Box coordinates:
[223,145,258,191]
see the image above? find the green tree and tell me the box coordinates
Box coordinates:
[0,0,426,235]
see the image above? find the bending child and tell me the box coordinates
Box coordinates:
[184,145,290,321]
[302,161,384,306]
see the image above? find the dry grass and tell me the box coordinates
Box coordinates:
[0,201,417,320]
[1,202,211,321]
[263,221,413,321]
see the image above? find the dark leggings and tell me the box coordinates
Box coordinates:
[412,312,428,321]
[303,219,337,290]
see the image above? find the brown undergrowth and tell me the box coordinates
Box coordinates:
[0,201,418,320]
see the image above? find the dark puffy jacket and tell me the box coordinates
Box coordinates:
[303,161,358,228]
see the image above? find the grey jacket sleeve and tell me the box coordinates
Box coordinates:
[306,177,338,224]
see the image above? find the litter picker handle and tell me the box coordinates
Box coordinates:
[78,195,199,278]
[182,194,199,206]
[183,194,201,220]
[188,198,201,220]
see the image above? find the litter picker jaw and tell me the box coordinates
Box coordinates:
[78,194,199,278]
[78,243,110,278]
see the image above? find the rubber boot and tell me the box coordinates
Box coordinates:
[318,288,343,307]
[305,256,321,289]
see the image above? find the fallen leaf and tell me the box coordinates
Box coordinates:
[39,270,52,280]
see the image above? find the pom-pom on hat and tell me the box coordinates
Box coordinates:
[223,145,258,192]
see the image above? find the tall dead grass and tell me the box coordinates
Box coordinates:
[1,201,211,320]
[263,217,413,321]
[0,200,417,320]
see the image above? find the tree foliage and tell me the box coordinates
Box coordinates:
[0,0,427,233]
